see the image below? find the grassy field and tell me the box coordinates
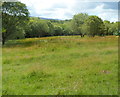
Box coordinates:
[2,36,118,95]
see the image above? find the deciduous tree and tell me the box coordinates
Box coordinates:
[2,2,29,45]
[85,16,105,37]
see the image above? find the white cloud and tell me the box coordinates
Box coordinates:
[19,0,118,22]
[19,0,75,19]
[72,2,118,22]
[91,3,118,22]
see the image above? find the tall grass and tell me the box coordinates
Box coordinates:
[2,36,118,95]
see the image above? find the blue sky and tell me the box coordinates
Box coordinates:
[19,0,118,22]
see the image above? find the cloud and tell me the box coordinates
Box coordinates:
[91,3,118,22]
[19,0,118,22]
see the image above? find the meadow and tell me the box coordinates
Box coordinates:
[2,36,118,95]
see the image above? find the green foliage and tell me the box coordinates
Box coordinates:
[2,5,118,43]
[80,24,88,35]
[47,21,55,36]
[2,2,29,44]
[71,13,89,36]
[62,22,72,35]
[104,21,118,35]
[25,17,54,38]
[85,16,105,37]
[110,22,118,35]
[23,15,117,38]
[54,26,64,36]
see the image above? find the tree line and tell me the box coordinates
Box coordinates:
[2,2,119,45]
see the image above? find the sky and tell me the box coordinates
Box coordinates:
[19,0,118,22]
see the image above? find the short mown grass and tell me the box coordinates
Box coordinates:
[2,36,118,95]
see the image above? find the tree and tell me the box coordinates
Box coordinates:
[104,20,111,35]
[71,13,89,37]
[109,22,118,35]
[54,26,64,36]
[85,16,105,37]
[104,21,118,35]
[62,22,72,35]
[2,2,29,45]
[80,24,88,37]
[25,18,49,38]
[113,22,119,35]
[47,21,55,36]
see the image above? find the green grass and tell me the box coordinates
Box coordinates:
[2,36,118,95]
